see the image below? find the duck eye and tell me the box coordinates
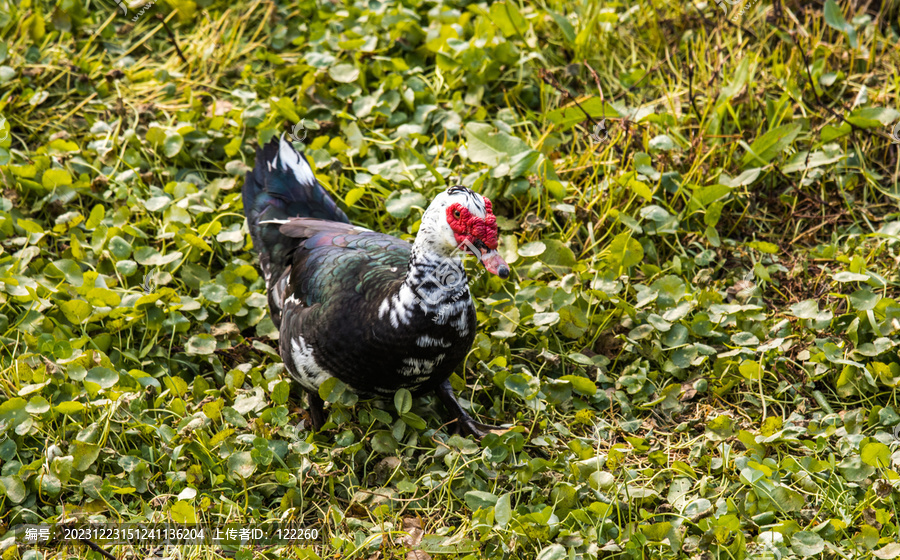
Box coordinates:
[453,209,461,219]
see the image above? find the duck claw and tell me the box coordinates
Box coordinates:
[437,379,511,440]
[455,417,512,439]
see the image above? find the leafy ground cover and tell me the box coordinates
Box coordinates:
[1,0,900,558]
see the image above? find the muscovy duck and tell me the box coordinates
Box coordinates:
[243,136,511,438]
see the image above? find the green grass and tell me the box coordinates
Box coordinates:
[1,0,900,559]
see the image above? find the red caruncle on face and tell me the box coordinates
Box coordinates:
[445,198,499,251]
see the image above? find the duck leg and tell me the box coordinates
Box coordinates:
[308,391,326,430]
[435,380,508,439]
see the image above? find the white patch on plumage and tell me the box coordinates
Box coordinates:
[452,312,469,336]
[430,296,470,327]
[397,284,419,309]
[290,335,333,391]
[416,335,451,348]
[400,357,435,378]
[444,298,471,314]
[386,284,421,328]
[259,219,290,225]
[405,251,470,317]
[270,270,291,312]
[276,135,317,188]
[403,357,431,368]
[387,295,405,328]
[378,298,390,319]
[408,354,445,383]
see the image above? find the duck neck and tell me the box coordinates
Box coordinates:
[404,242,470,314]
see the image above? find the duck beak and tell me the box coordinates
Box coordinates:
[478,248,510,279]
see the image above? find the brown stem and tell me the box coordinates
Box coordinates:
[538,68,602,128]
[156,14,188,64]
[688,64,701,121]
[78,539,118,560]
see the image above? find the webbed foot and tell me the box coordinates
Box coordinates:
[436,380,511,440]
